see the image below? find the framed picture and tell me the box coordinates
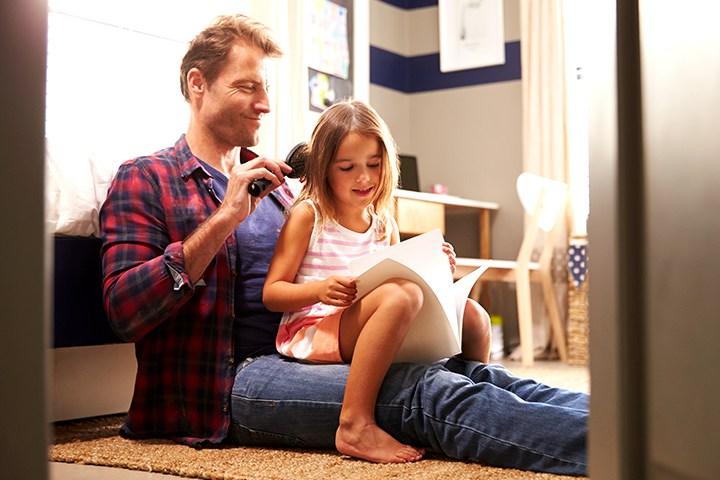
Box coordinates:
[438,0,505,72]
[308,67,353,112]
[306,0,353,112]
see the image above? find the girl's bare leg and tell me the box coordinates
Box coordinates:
[460,299,492,363]
[335,279,425,463]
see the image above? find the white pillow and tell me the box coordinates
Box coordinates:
[46,138,127,237]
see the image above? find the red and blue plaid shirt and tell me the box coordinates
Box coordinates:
[100,135,292,445]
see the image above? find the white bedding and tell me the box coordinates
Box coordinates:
[45,139,118,237]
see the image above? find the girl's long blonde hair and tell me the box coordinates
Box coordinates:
[295,100,399,240]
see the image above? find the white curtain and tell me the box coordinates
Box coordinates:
[519,0,569,358]
[521,0,569,180]
[247,1,306,159]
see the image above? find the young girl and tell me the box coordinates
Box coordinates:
[263,100,490,464]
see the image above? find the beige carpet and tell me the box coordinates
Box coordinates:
[50,361,589,480]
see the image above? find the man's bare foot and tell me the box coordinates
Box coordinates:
[335,420,425,463]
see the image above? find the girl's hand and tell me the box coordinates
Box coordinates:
[443,241,457,274]
[318,276,357,306]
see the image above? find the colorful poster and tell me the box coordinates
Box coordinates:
[307,0,350,79]
[308,67,353,112]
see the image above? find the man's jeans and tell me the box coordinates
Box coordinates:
[230,354,588,476]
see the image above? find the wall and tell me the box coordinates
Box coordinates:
[1,1,50,478]
[368,0,523,260]
[641,2,720,478]
[586,2,623,477]
[589,2,720,479]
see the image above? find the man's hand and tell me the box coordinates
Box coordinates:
[221,156,292,223]
[443,241,457,274]
[318,276,357,307]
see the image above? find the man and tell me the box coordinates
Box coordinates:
[101,14,588,475]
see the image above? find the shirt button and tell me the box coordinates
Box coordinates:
[228,357,234,366]
[222,403,229,413]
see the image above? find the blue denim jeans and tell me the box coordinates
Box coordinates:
[229,354,588,476]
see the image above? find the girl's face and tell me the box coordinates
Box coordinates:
[327,132,383,213]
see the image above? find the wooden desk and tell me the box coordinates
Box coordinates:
[394,189,499,259]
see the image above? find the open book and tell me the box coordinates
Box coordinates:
[349,229,487,363]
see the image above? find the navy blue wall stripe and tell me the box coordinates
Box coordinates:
[379,0,438,9]
[370,41,521,93]
[370,46,411,92]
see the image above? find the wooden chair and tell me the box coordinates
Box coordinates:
[455,173,568,366]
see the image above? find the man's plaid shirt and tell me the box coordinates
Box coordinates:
[100,135,266,445]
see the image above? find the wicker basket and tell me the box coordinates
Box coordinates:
[566,272,589,365]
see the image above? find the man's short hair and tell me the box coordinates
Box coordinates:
[180,14,282,101]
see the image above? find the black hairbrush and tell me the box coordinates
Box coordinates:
[248,142,309,197]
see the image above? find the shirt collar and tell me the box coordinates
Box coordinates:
[175,134,259,180]
[174,134,296,209]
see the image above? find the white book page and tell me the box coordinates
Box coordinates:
[349,230,462,363]
[349,229,451,285]
[452,265,489,333]
[352,258,459,362]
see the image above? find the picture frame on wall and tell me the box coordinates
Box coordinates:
[306,0,353,112]
[438,0,505,72]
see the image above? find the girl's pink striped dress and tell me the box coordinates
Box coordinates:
[275,199,390,363]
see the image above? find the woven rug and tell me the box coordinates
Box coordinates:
[50,362,589,479]
[50,414,585,480]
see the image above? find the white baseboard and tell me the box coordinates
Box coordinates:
[51,343,136,422]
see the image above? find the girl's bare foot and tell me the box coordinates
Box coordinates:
[335,419,425,463]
